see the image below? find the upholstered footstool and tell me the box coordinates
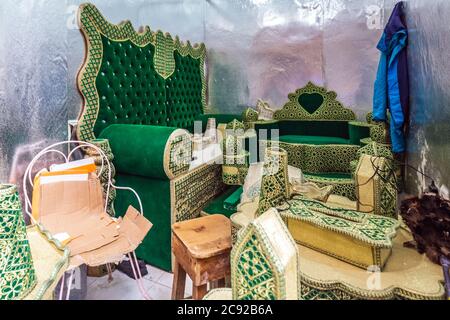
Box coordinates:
[171,215,232,300]
[300,228,446,300]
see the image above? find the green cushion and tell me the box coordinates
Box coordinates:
[348,121,371,145]
[224,187,244,211]
[304,172,353,180]
[203,186,241,218]
[114,174,172,271]
[279,135,350,145]
[166,51,204,129]
[94,35,205,136]
[278,120,350,139]
[99,124,179,180]
[95,36,167,137]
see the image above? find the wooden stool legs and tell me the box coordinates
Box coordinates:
[172,259,226,300]
[192,284,208,300]
[171,215,232,300]
[171,262,186,300]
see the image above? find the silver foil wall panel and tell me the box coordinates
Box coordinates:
[396,0,450,197]
[0,0,449,198]
[206,0,386,117]
[0,0,69,185]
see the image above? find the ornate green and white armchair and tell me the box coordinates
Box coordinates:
[76,4,235,271]
[243,83,373,200]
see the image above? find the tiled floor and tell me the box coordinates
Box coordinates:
[86,265,192,300]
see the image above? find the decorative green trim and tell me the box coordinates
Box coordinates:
[154,31,175,79]
[370,123,389,144]
[76,3,206,141]
[173,36,207,111]
[30,224,70,300]
[0,185,70,300]
[242,108,259,122]
[231,209,300,300]
[257,148,290,216]
[170,164,225,224]
[223,153,249,186]
[300,273,445,300]
[263,140,359,175]
[303,174,356,201]
[0,184,37,300]
[274,82,356,121]
[164,129,192,180]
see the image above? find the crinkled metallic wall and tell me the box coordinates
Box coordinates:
[0,0,448,197]
[400,0,450,197]
[206,0,386,117]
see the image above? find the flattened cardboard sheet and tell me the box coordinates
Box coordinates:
[34,171,152,268]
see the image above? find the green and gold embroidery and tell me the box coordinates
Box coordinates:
[77,3,207,141]
[274,82,356,121]
[0,185,37,300]
[257,148,290,215]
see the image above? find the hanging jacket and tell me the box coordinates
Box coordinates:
[373,1,409,153]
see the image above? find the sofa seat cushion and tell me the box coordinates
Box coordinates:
[279,135,350,145]
[304,172,352,180]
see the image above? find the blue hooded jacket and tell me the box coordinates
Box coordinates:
[373,2,409,153]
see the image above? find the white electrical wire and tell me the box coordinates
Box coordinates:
[22,140,144,223]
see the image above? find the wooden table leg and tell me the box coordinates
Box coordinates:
[171,261,186,300]
[192,284,208,300]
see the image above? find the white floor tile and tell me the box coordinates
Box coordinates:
[146,282,172,300]
[156,270,173,288]
[143,265,165,282]
[87,276,98,288]
[85,265,199,300]
[156,269,193,298]
[86,271,153,300]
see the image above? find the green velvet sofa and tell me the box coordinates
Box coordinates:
[76,4,239,271]
[244,82,374,200]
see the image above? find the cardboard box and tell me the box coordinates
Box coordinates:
[33,162,152,268]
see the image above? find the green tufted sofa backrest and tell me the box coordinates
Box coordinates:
[77,3,207,141]
[273,82,356,121]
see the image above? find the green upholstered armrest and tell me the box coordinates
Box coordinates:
[348,121,372,145]
[99,124,192,180]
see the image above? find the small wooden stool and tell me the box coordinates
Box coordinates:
[171,214,231,300]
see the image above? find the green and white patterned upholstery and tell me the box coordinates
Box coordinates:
[273,82,355,121]
[0,184,69,300]
[0,185,36,300]
[246,83,396,202]
[77,3,207,141]
[205,208,300,300]
[222,120,249,186]
[257,147,290,215]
